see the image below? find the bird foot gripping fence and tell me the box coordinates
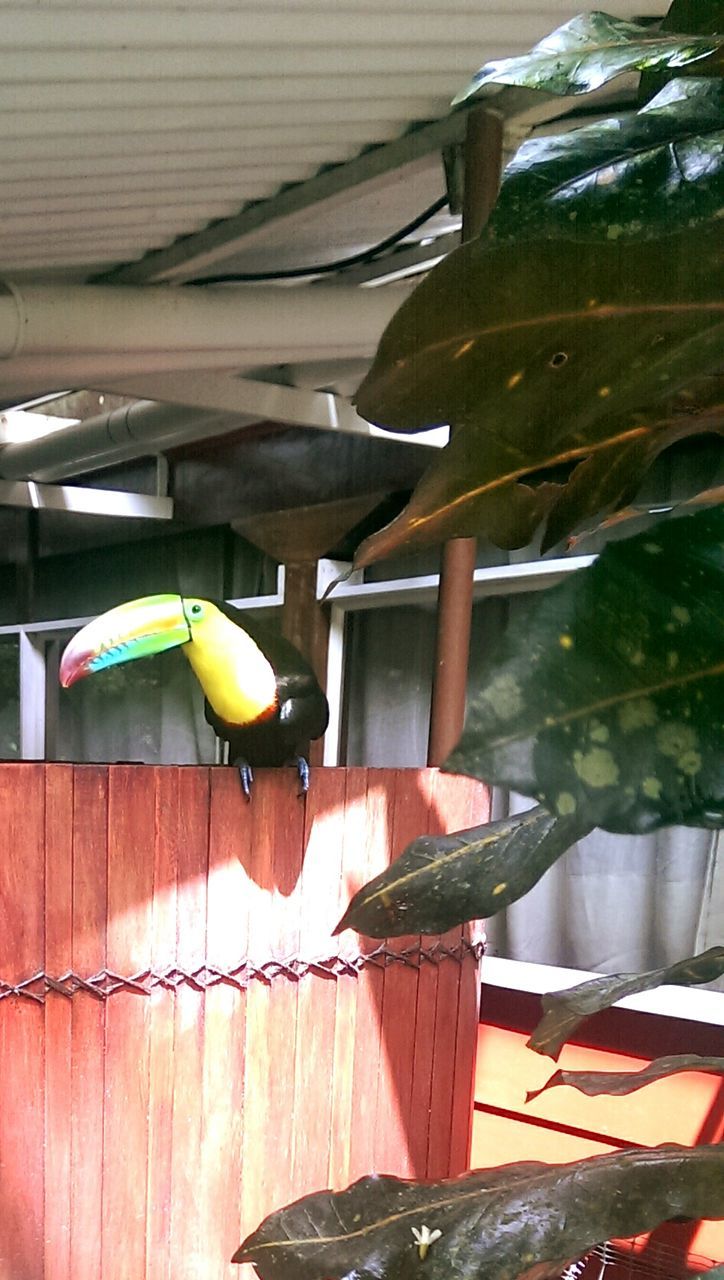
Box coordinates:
[0,761,488,1280]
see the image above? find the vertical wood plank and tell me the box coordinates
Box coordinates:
[347,770,393,1181]
[70,766,108,1280]
[426,771,481,1179]
[291,767,347,1198]
[199,768,251,1279]
[328,768,366,1190]
[0,764,46,1280]
[102,767,156,1280]
[169,767,210,1280]
[44,765,74,1280]
[374,769,433,1177]
[407,768,445,1178]
[240,771,304,1253]
[145,767,181,1280]
[449,777,489,1173]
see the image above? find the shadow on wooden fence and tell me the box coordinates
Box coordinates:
[0,763,488,1280]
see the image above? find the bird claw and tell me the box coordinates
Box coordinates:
[294,756,310,797]
[237,762,254,800]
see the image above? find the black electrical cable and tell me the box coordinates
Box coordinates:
[185,194,450,285]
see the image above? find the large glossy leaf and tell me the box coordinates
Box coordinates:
[353,225,724,562]
[335,805,593,939]
[444,508,724,835]
[529,946,724,1057]
[567,481,724,551]
[454,11,723,105]
[527,1055,724,1100]
[485,79,724,245]
[233,1144,724,1280]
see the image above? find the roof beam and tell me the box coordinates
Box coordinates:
[0,479,173,520]
[95,112,469,286]
[96,371,448,447]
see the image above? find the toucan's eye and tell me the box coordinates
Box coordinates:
[190,603,203,618]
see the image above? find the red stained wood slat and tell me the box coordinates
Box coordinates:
[199,768,251,1280]
[241,771,306,1256]
[449,777,489,1174]
[328,767,367,1189]
[406,767,444,1178]
[102,766,157,1280]
[0,764,46,1280]
[240,770,284,1266]
[347,770,393,1181]
[291,767,348,1197]
[169,767,210,1280]
[374,768,434,1178]
[70,766,108,1280]
[145,767,181,1280]
[44,765,74,1280]
[426,771,482,1179]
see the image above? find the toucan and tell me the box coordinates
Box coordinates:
[59,594,329,796]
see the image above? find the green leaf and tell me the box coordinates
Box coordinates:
[529,946,724,1058]
[527,1055,724,1101]
[444,508,724,835]
[566,481,724,552]
[334,805,593,939]
[233,1144,724,1280]
[353,226,724,562]
[485,79,724,246]
[454,12,724,104]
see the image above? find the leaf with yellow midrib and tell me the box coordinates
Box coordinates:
[335,804,593,939]
[233,1145,724,1280]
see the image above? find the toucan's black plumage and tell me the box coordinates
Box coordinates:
[202,601,329,788]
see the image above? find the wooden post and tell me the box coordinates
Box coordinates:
[427,107,504,766]
[281,560,330,765]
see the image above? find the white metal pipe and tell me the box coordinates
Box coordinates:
[0,345,381,403]
[0,280,404,361]
[0,401,248,482]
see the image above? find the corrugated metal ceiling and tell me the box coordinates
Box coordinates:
[1,0,663,284]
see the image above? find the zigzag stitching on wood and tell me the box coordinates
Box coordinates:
[0,940,484,1003]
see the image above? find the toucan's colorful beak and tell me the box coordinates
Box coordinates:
[59,593,191,688]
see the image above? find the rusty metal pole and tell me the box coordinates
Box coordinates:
[427,107,504,766]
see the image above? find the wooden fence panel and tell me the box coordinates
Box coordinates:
[0,764,488,1279]
[44,765,74,1280]
[0,765,46,1280]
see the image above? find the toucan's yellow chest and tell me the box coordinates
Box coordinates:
[182,611,278,727]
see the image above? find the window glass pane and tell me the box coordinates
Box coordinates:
[343,596,509,767]
[0,637,20,758]
[343,604,435,766]
[54,641,216,765]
